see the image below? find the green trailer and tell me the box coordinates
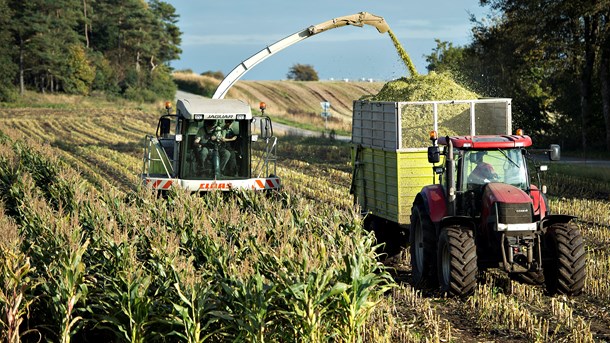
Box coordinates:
[350,99,512,254]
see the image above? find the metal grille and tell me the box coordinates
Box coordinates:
[497,202,532,224]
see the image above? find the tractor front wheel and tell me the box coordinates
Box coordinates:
[437,226,478,296]
[543,222,586,295]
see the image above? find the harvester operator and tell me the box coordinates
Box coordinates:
[194,120,231,176]
[220,119,239,176]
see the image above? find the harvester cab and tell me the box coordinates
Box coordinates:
[142,98,280,193]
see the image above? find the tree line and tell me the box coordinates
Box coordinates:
[426,0,610,152]
[0,0,181,103]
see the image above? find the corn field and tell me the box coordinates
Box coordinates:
[1,105,609,342]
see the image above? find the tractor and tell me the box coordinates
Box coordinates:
[410,130,586,296]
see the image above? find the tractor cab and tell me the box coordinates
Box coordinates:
[426,132,559,219]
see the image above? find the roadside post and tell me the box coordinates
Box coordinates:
[320,101,331,131]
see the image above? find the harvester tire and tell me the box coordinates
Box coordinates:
[410,204,437,288]
[543,222,586,295]
[437,226,478,296]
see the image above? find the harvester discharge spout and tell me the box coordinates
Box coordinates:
[212,12,389,99]
[308,12,390,35]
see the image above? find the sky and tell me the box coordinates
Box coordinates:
[165,1,491,82]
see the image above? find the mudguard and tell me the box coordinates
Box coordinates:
[418,184,447,223]
[529,185,548,219]
[540,214,577,230]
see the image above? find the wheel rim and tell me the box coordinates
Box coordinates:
[441,242,451,285]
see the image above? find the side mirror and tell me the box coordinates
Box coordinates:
[549,144,560,161]
[428,146,440,164]
[260,117,273,139]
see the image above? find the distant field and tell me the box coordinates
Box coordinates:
[0,96,609,341]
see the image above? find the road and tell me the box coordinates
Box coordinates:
[553,156,610,167]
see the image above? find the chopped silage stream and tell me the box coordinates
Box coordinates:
[361,32,486,148]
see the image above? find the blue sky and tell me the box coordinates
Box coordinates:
[165,1,491,81]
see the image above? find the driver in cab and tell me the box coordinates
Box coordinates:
[467,151,498,185]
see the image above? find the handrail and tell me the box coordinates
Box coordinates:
[142,135,174,178]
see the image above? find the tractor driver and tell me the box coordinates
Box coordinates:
[467,151,498,186]
[194,120,231,176]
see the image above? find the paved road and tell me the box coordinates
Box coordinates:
[555,156,610,167]
[532,153,610,168]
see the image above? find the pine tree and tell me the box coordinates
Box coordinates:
[0,0,17,101]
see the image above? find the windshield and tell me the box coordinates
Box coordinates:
[181,119,250,179]
[462,149,528,190]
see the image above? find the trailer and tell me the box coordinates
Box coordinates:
[350,98,513,254]
[350,98,585,297]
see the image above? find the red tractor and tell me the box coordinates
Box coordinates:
[410,131,586,296]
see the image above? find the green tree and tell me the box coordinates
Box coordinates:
[0,0,17,101]
[425,39,466,74]
[476,0,610,151]
[63,45,96,95]
[91,0,179,101]
[2,0,181,102]
[287,64,319,81]
[201,70,225,80]
[149,0,182,64]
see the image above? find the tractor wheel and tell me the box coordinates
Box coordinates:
[543,222,586,295]
[437,226,478,296]
[509,271,545,286]
[410,204,437,288]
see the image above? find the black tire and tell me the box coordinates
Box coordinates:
[509,270,545,286]
[543,222,586,295]
[410,203,437,288]
[437,226,478,296]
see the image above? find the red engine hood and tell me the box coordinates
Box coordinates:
[483,183,532,205]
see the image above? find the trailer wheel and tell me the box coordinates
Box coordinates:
[437,226,478,296]
[364,215,404,259]
[410,204,437,288]
[543,222,586,295]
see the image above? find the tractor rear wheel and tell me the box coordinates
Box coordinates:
[437,226,478,296]
[543,222,586,295]
[410,204,437,288]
